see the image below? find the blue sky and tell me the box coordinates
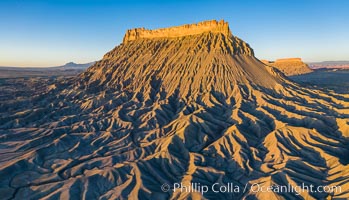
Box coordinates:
[1,0,348,67]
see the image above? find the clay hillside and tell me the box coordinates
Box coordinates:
[0,20,348,200]
[262,58,313,76]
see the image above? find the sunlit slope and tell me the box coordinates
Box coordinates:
[0,20,348,200]
[262,58,313,76]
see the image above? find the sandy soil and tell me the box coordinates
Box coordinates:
[0,20,348,200]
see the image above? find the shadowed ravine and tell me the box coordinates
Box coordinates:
[0,20,349,200]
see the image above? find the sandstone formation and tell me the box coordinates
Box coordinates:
[263,58,313,76]
[123,20,231,43]
[0,20,348,200]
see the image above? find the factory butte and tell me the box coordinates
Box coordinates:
[1,20,348,200]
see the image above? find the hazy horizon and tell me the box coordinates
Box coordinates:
[1,2,349,199]
[3,59,349,69]
[1,0,349,67]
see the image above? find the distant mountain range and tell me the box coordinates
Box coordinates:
[307,61,349,69]
[0,62,95,78]
[50,61,95,70]
[0,61,95,71]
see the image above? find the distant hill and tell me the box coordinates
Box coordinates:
[308,61,349,69]
[50,62,95,70]
[262,58,313,76]
[0,61,95,78]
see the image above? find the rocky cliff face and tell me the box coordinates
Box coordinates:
[123,20,231,43]
[262,58,313,76]
[0,20,348,200]
[82,21,273,100]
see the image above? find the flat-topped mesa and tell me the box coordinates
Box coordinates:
[275,58,303,63]
[262,57,313,76]
[123,20,231,43]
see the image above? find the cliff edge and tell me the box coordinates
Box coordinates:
[123,20,231,43]
[262,58,313,76]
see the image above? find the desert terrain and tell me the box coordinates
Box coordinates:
[262,58,313,76]
[0,20,348,200]
[0,62,94,78]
